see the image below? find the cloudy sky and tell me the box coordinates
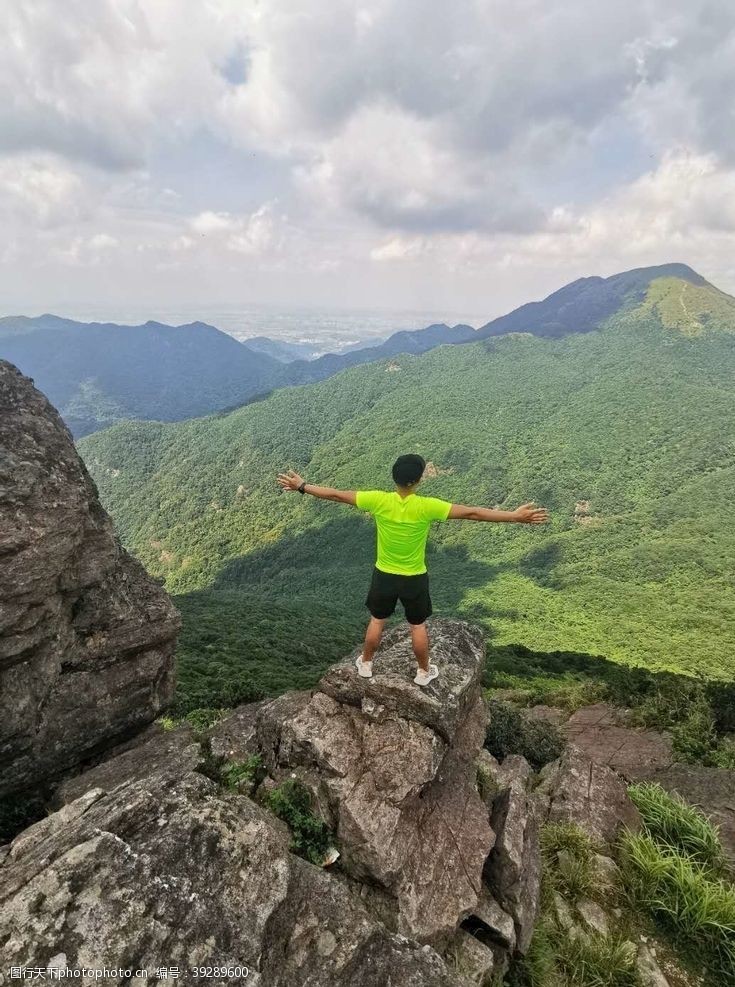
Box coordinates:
[3,0,735,324]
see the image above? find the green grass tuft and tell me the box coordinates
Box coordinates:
[541,822,599,859]
[509,918,639,987]
[476,763,499,803]
[629,781,724,872]
[521,919,559,986]
[621,831,735,980]
[553,929,639,987]
[220,754,264,793]
[540,823,601,904]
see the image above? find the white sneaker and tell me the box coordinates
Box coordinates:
[355,655,373,678]
[414,664,439,687]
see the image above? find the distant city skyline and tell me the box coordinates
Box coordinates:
[2,1,735,320]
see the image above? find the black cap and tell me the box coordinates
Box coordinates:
[392,454,426,486]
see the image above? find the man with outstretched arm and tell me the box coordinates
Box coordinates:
[277,454,549,687]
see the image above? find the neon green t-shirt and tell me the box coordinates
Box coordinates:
[355,490,452,575]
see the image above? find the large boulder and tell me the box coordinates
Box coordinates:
[234,620,495,945]
[33,619,504,983]
[5,621,500,987]
[561,703,674,778]
[536,744,642,847]
[0,361,180,795]
[1,768,466,987]
[318,621,486,742]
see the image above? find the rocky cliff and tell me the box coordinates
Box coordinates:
[0,622,503,984]
[1,618,653,985]
[0,360,180,796]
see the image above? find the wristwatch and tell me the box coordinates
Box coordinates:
[297,481,307,494]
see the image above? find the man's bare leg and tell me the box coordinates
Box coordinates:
[409,621,429,672]
[362,616,386,664]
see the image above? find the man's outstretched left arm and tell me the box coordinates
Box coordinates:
[277,469,357,505]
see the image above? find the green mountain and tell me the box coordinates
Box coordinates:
[279,322,477,385]
[0,313,475,436]
[476,262,719,339]
[77,267,735,711]
[0,315,280,437]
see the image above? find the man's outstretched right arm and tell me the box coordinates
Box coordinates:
[448,501,549,524]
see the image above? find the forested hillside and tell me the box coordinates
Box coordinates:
[79,272,735,712]
[0,312,475,435]
[0,315,280,436]
[279,321,477,385]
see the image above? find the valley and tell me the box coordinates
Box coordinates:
[76,267,735,714]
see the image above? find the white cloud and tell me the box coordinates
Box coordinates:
[299,103,543,234]
[370,237,425,262]
[187,204,282,255]
[0,1,249,169]
[88,233,119,250]
[0,155,88,226]
[227,205,280,255]
[1,0,735,314]
[190,211,235,235]
[365,152,735,282]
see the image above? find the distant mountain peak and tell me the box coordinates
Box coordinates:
[477,262,727,341]
[0,312,282,436]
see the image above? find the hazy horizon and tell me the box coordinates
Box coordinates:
[3,300,490,353]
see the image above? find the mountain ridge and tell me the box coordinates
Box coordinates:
[476,262,715,339]
[279,321,477,385]
[0,316,281,437]
[4,263,734,437]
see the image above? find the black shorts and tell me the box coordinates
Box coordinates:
[365,567,432,625]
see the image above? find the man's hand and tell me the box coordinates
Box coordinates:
[512,501,549,524]
[276,470,357,505]
[277,469,304,492]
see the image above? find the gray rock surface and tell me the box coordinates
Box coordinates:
[209,699,267,761]
[536,744,642,847]
[471,888,516,951]
[552,892,576,933]
[0,361,180,795]
[237,621,495,944]
[482,753,542,953]
[318,620,486,742]
[591,852,621,888]
[562,703,673,778]
[11,619,500,984]
[1,769,465,987]
[446,930,498,984]
[576,897,609,936]
[636,944,671,987]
